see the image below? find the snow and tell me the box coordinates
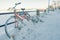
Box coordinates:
[0,9,60,40]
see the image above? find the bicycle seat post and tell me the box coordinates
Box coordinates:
[13,2,21,28]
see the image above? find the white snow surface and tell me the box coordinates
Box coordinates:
[0,9,60,40]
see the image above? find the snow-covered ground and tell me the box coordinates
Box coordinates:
[0,9,60,40]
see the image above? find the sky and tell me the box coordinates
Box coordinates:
[0,0,57,10]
